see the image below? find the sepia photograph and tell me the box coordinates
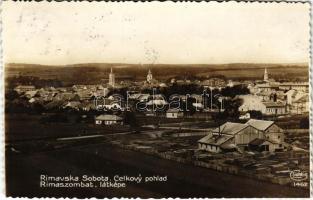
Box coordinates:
[2,1,311,198]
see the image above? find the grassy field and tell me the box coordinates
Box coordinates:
[5,113,130,142]
[6,143,309,198]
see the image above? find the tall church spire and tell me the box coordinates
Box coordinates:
[147,69,153,83]
[264,68,269,82]
[109,67,115,87]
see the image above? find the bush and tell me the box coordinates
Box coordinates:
[299,117,309,129]
[248,110,263,119]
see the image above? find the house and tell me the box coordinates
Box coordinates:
[245,119,285,151]
[255,83,279,93]
[285,89,305,104]
[238,95,264,112]
[262,102,286,115]
[36,89,57,101]
[198,119,285,153]
[198,134,234,153]
[257,91,272,101]
[72,84,98,91]
[201,78,226,87]
[175,95,188,102]
[54,92,80,101]
[94,98,123,111]
[275,90,286,101]
[238,95,286,116]
[239,113,250,120]
[44,86,56,91]
[159,83,167,88]
[93,88,110,97]
[227,80,241,87]
[79,101,96,111]
[137,94,151,102]
[192,102,204,110]
[146,99,168,107]
[291,94,309,114]
[198,122,248,153]
[144,110,157,117]
[97,85,104,90]
[56,87,70,92]
[166,109,184,118]
[72,85,88,91]
[95,114,123,125]
[14,85,36,94]
[285,90,309,114]
[143,94,168,109]
[128,93,144,100]
[104,102,123,110]
[77,91,93,100]
[279,82,309,92]
[23,90,38,99]
[249,138,280,152]
[29,98,36,103]
[63,101,81,110]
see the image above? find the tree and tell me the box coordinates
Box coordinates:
[221,85,250,98]
[31,102,45,114]
[248,110,263,119]
[124,111,138,130]
[183,97,196,115]
[222,98,243,120]
[6,89,19,101]
[299,117,309,129]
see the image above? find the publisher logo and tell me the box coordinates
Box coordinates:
[290,170,308,182]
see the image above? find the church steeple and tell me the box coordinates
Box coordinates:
[264,68,269,82]
[109,67,115,87]
[147,69,153,83]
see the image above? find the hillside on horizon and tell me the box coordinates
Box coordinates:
[5,62,309,86]
[5,62,308,69]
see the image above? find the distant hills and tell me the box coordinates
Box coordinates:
[5,62,308,69]
[5,62,309,85]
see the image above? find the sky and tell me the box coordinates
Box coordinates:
[2,1,310,65]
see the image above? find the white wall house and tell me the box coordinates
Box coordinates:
[238,95,264,112]
[262,102,286,115]
[285,90,309,114]
[291,95,309,114]
[279,82,309,92]
[166,109,184,118]
[95,114,123,125]
[238,95,286,116]
[14,85,36,94]
[255,83,279,93]
[198,134,234,153]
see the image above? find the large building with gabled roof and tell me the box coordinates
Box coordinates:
[198,119,285,153]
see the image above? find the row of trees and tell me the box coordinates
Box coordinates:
[141,84,250,98]
[7,76,63,89]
